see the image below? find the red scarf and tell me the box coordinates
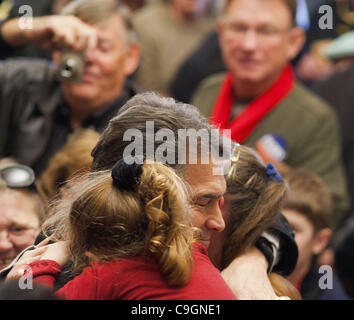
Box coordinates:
[210,65,295,143]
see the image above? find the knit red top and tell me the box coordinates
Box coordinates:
[28,242,236,300]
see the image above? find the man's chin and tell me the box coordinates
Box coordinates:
[199,239,211,249]
[233,68,265,83]
[64,85,99,101]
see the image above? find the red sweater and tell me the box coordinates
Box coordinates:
[28,242,236,300]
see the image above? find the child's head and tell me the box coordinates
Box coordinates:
[281,168,332,284]
[208,145,288,270]
[45,160,195,287]
[208,145,301,299]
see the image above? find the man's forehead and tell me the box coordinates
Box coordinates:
[89,13,126,34]
[224,0,292,25]
[184,162,227,195]
[0,192,38,218]
[0,207,39,228]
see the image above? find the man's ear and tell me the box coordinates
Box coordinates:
[217,20,227,49]
[124,43,140,76]
[217,20,225,37]
[286,27,306,60]
[312,228,332,255]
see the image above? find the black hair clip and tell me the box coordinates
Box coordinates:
[111,157,143,191]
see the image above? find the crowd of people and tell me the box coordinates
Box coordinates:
[0,0,354,300]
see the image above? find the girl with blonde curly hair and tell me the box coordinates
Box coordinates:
[13,159,235,300]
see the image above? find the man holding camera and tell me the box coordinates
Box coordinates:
[0,0,140,175]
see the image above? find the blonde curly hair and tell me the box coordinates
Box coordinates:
[43,161,196,287]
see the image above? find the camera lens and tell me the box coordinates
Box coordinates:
[57,51,85,83]
[0,165,35,188]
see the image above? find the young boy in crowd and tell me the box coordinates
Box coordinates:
[282,169,349,300]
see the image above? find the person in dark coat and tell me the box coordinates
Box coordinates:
[0,0,141,175]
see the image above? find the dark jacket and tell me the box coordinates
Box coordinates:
[0,58,140,173]
[301,266,350,300]
[314,64,354,219]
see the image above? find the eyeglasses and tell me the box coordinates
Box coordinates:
[0,165,36,189]
[222,20,291,43]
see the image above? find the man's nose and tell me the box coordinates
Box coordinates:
[0,230,13,252]
[205,208,226,233]
[240,30,258,51]
[85,47,99,64]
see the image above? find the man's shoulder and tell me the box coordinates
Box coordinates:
[192,72,225,102]
[191,72,225,117]
[285,82,337,121]
[196,72,226,92]
[0,58,57,84]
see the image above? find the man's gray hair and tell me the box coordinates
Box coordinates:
[91,92,229,176]
[61,0,138,44]
[221,0,297,25]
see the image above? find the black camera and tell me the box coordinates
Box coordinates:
[57,50,86,83]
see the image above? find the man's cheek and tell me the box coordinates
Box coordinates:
[191,208,205,229]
